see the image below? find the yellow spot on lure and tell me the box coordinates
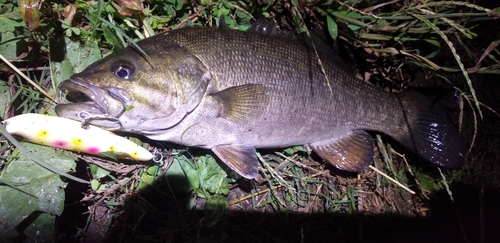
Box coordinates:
[2,113,153,161]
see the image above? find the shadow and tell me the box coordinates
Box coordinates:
[57,177,499,243]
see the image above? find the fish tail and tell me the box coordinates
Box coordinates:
[394,89,467,169]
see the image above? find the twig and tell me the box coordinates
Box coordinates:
[369,165,415,194]
[229,169,327,205]
[0,54,57,103]
[257,153,296,193]
[392,150,429,199]
[275,152,333,179]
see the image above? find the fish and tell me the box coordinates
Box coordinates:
[55,21,467,179]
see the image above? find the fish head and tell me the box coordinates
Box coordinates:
[55,41,211,134]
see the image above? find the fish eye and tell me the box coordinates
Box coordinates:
[111,62,135,80]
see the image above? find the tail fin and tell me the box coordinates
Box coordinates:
[395,89,467,169]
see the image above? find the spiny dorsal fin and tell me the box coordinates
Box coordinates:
[212,144,259,179]
[210,84,269,122]
[247,19,280,36]
[309,130,374,172]
[218,15,229,29]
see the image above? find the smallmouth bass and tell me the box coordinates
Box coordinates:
[55,23,467,179]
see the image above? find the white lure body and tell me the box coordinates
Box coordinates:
[2,113,153,161]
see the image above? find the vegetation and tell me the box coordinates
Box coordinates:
[0,0,499,242]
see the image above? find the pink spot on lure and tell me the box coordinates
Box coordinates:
[86,147,100,154]
[53,140,68,147]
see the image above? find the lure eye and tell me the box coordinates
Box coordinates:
[111,62,135,80]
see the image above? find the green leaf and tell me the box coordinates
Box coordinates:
[89,164,111,179]
[146,165,158,175]
[165,154,199,193]
[0,14,24,32]
[203,194,229,227]
[414,170,442,192]
[283,145,306,156]
[0,3,15,15]
[91,179,101,191]
[137,173,155,191]
[95,16,150,63]
[49,36,102,87]
[22,212,57,241]
[347,23,361,32]
[175,0,184,10]
[66,39,102,73]
[125,105,135,111]
[0,143,77,240]
[72,27,81,35]
[0,31,31,60]
[326,16,338,40]
[197,155,229,195]
[0,81,11,119]
[102,24,125,52]
[178,155,200,190]
[424,38,441,47]
[1,143,77,184]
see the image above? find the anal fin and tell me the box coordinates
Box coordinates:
[212,144,259,179]
[309,130,374,172]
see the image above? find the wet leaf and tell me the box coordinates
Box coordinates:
[0,142,77,240]
[198,155,229,195]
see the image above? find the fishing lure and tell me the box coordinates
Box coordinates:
[2,113,153,161]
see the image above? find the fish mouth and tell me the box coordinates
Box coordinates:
[55,78,131,130]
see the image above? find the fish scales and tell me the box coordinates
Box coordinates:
[55,24,467,179]
[159,27,404,137]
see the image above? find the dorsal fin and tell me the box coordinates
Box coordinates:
[218,15,230,29]
[247,19,280,36]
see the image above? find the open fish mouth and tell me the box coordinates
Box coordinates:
[55,79,131,130]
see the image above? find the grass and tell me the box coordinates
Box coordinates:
[1,0,499,242]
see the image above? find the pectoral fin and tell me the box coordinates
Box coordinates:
[310,130,374,172]
[210,84,268,122]
[212,144,259,179]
